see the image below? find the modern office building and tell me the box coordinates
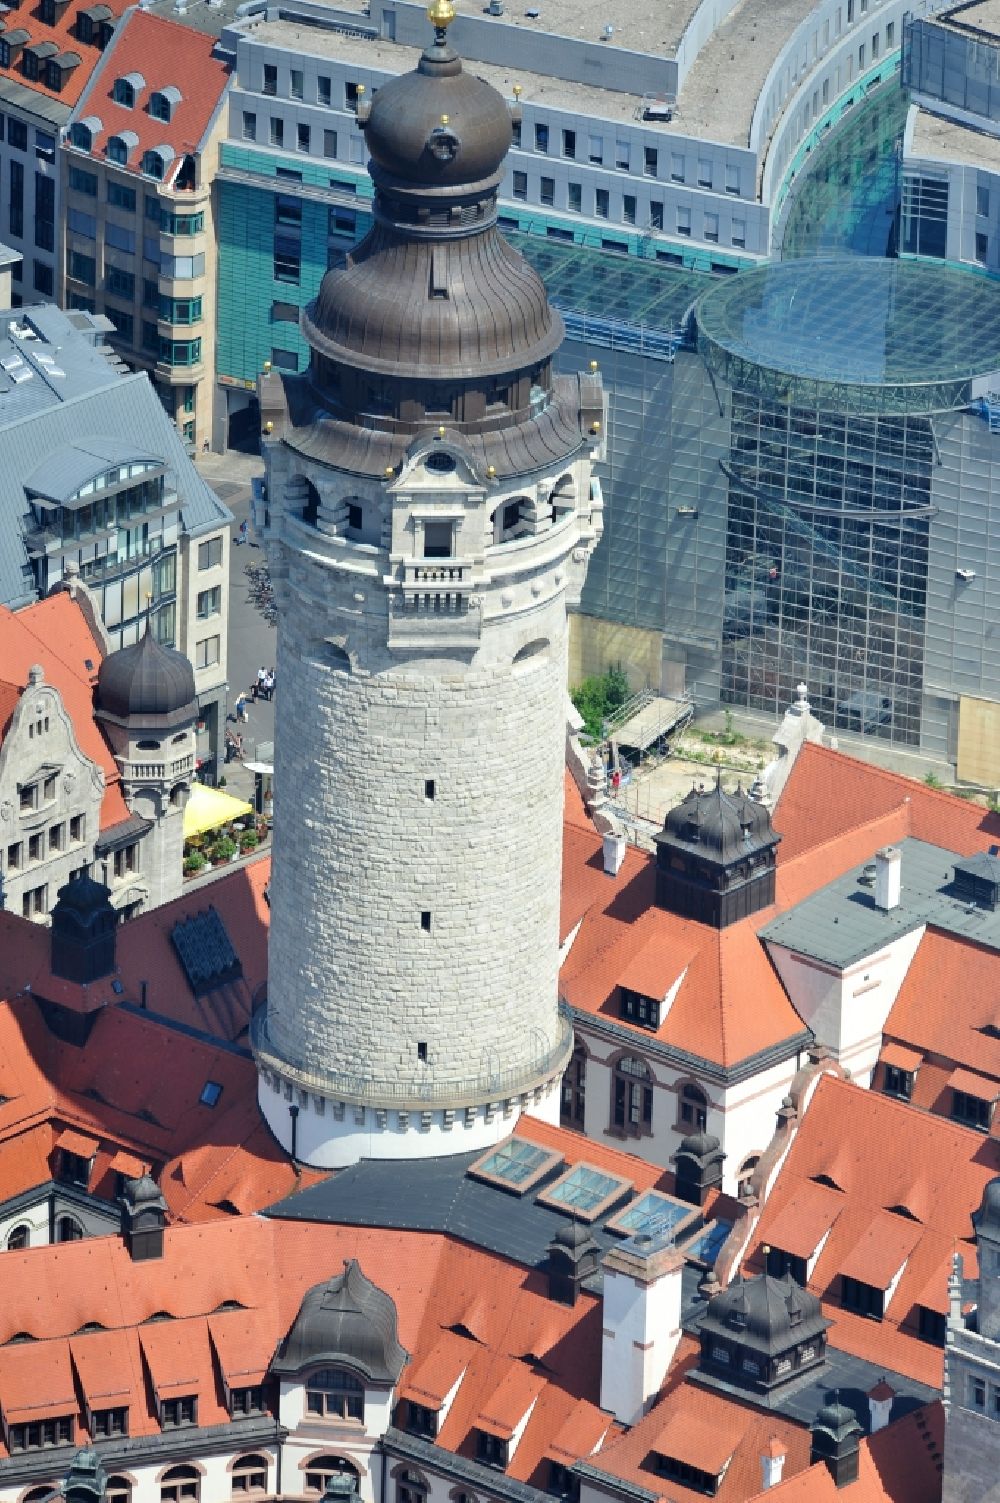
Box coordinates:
[60,10,231,449]
[605,255,1000,772]
[212,0,922,441]
[0,302,231,772]
[901,1,1000,275]
[0,0,129,310]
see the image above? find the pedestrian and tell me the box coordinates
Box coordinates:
[235,692,248,724]
[250,677,259,702]
[236,519,249,546]
[257,666,267,698]
[265,668,275,702]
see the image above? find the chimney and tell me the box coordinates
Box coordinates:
[867,1379,895,1433]
[811,1400,862,1488]
[50,873,117,984]
[601,1232,685,1424]
[602,830,627,877]
[671,1132,725,1207]
[121,1174,168,1260]
[546,1221,602,1305]
[874,846,901,912]
[760,1438,786,1491]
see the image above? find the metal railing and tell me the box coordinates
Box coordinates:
[251,1005,574,1109]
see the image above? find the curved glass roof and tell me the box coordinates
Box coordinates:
[696,257,1000,414]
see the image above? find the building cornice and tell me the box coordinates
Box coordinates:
[565,1004,813,1087]
[384,1427,549,1503]
[0,1418,281,1486]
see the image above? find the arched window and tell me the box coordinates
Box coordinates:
[304,1457,359,1494]
[679,1083,707,1132]
[106,134,129,164]
[24,1487,54,1503]
[161,1468,199,1503]
[142,149,165,179]
[7,1224,29,1251]
[560,1043,586,1130]
[611,1055,653,1138]
[396,1470,427,1503]
[57,1215,83,1243]
[303,479,320,526]
[107,1478,132,1503]
[306,1368,363,1420]
[231,1456,268,1495]
[512,638,549,670]
[70,121,93,150]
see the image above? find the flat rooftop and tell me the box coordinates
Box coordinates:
[937,0,1000,35]
[250,7,799,146]
[909,103,1000,171]
[761,837,1000,968]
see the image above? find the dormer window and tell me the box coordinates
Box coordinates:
[547,1463,580,1502]
[476,1431,508,1470]
[71,116,100,151]
[620,987,659,1030]
[405,1401,437,1437]
[113,71,144,107]
[305,1367,363,1420]
[150,86,181,122]
[161,1396,196,1427]
[654,1454,719,1497]
[45,52,80,91]
[107,133,135,165]
[142,146,174,181]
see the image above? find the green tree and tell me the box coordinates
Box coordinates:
[571,665,632,740]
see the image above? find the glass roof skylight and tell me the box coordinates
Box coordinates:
[606,1189,698,1241]
[537,1162,633,1222]
[468,1137,563,1195]
[680,1218,733,1267]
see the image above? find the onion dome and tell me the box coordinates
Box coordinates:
[973,1177,1000,1238]
[52,871,114,924]
[271,1259,408,1382]
[96,625,196,727]
[815,1399,861,1435]
[659,777,776,863]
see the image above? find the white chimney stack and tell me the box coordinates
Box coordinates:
[874,846,901,911]
[602,830,627,877]
[760,1438,787,1490]
[867,1378,895,1433]
[601,1233,685,1424]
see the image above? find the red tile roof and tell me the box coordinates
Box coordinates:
[76,11,230,178]
[0,0,130,110]
[0,597,129,830]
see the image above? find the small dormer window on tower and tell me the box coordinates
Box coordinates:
[423,521,453,559]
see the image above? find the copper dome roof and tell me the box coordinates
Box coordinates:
[96,626,197,726]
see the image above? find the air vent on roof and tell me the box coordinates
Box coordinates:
[171,907,242,996]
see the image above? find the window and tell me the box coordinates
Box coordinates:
[48,823,64,853]
[345,81,362,112]
[162,1397,197,1428]
[270,117,284,148]
[70,166,97,196]
[670,152,685,183]
[290,68,303,99]
[841,1275,883,1320]
[113,76,136,107]
[732,217,746,248]
[766,1245,807,1286]
[232,1456,268,1495]
[615,139,630,171]
[421,910,432,932]
[108,1479,132,1503]
[199,538,222,570]
[918,1306,946,1346]
[476,1432,508,1469]
[59,1148,92,1189]
[547,1464,579,1503]
[511,117,521,147]
[406,1402,437,1436]
[560,1043,586,1129]
[680,1082,707,1129]
[33,261,53,296]
[9,1416,73,1450]
[534,122,548,153]
[676,206,691,237]
[68,207,97,239]
[324,129,338,158]
[318,76,331,106]
[161,1466,200,1502]
[623,194,636,225]
[512,171,527,201]
[106,222,136,255]
[725,162,740,195]
[886,19,894,45]
[9,119,28,152]
[953,1089,991,1132]
[199,1080,223,1108]
[882,1064,912,1099]
[423,521,452,558]
[612,1055,653,1136]
[159,337,201,366]
[274,233,300,283]
[7,1224,29,1250]
[161,295,202,324]
[243,111,256,141]
[620,988,658,1029]
[263,63,277,96]
[197,586,221,619]
[978,185,991,219]
[70,814,85,844]
[6,841,22,870]
[108,180,136,211]
[704,212,719,242]
[969,1376,986,1411]
[976,232,990,265]
[697,159,712,188]
[195,636,221,671]
[305,1367,363,1420]
[107,267,135,299]
[561,128,576,159]
[540,176,554,206]
[567,182,582,213]
[162,210,204,235]
[297,123,311,152]
[655,1454,718,1496]
[57,1215,82,1241]
[10,159,23,237]
[22,885,48,918]
[230,1386,265,1416]
[595,188,609,219]
[306,1459,359,1494]
[92,1408,128,1437]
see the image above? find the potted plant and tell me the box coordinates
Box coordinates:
[184,850,206,877]
[239,828,259,854]
[215,835,238,864]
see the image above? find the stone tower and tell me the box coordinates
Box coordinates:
[252,0,604,1167]
[942,1179,1000,1503]
[95,626,197,910]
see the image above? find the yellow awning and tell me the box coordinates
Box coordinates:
[183,783,253,839]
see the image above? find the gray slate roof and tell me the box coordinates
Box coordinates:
[760,836,1000,968]
[0,304,229,607]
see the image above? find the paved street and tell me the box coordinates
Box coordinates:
[194,450,274,807]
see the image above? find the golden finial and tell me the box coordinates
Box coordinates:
[264,420,273,435]
[427,0,456,34]
[589,359,599,373]
[262,359,271,374]
[384,465,395,478]
[512,83,523,100]
[357,84,365,95]
[590,420,601,434]
[440,114,450,125]
[437,424,447,438]
[486,464,496,478]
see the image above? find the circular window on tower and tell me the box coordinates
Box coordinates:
[425,451,456,474]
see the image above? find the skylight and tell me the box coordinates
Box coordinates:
[468,1137,563,1195]
[199,1081,223,1108]
[537,1163,632,1222]
[606,1189,698,1241]
[679,1218,733,1267]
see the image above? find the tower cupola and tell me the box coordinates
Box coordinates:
[654,775,781,927]
[696,1271,830,1397]
[96,624,196,729]
[51,872,117,984]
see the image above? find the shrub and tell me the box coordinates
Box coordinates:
[184,851,206,875]
[571,665,631,740]
[239,829,259,852]
[214,836,238,861]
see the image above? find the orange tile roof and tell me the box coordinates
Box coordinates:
[0,0,130,109]
[0,598,129,830]
[883,930,1000,1096]
[748,1073,1000,1387]
[879,1041,923,1073]
[761,1180,843,1260]
[69,1330,134,1407]
[76,11,230,178]
[654,1403,751,1473]
[398,1330,472,1408]
[0,1341,76,1422]
[477,1362,545,1439]
[762,1402,944,1503]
